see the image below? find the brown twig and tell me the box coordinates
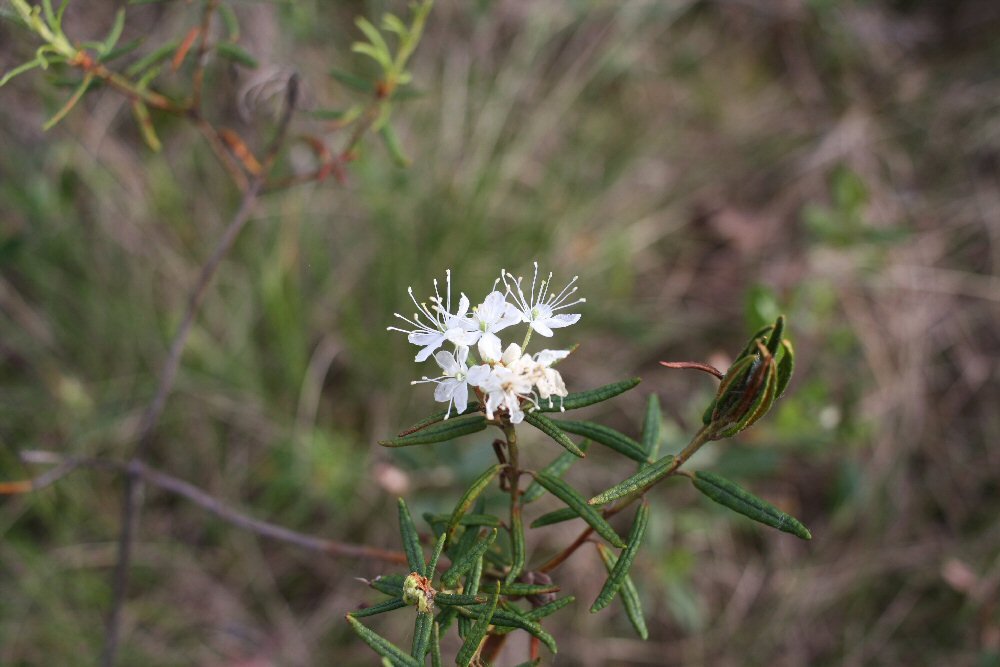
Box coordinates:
[100,78,299,667]
[190,0,219,111]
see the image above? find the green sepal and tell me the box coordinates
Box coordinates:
[588,455,675,506]
[441,528,496,587]
[446,464,503,539]
[691,471,811,540]
[523,411,585,457]
[346,615,420,667]
[641,394,663,459]
[425,532,447,578]
[215,42,259,69]
[533,472,626,548]
[537,377,641,412]
[529,507,579,528]
[714,358,776,438]
[596,544,648,640]
[396,403,481,437]
[411,611,433,660]
[381,415,487,447]
[499,582,560,597]
[397,498,425,573]
[349,597,407,618]
[523,440,590,504]
[591,503,649,612]
[456,582,500,667]
[506,507,525,584]
[553,420,648,464]
[776,339,794,397]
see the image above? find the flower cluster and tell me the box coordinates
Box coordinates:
[388,264,585,423]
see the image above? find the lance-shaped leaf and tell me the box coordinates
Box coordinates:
[398,498,425,572]
[454,604,557,653]
[397,403,481,436]
[125,41,179,77]
[425,532,447,578]
[350,597,407,618]
[765,315,785,356]
[435,593,488,606]
[641,395,662,459]
[466,552,484,596]
[329,67,376,93]
[427,513,501,529]
[691,471,811,540]
[456,582,500,667]
[710,354,757,424]
[589,455,676,506]
[369,574,405,596]
[530,507,579,529]
[347,615,420,667]
[591,503,649,612]
[442,528,497,587]
[381,415,487,447]
[431,622,443,667]
[499,582,560,597]
[714,354,776,439]
[99,37,142,64]
[493,596,577,636]
[412,611,433,660]
[596,544,648,640]
[380,123,411,167]
[553,420,648,464]
[523,411,585,458]
[446,464,503,538]
[215,42,259,68]
[523,440,591,503]
[506,506,525,584]
[537,377,641,412]
[533,473,625,548]
[776,339,794,397]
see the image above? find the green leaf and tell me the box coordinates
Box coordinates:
[397,498,425,572]
[492,596,575,636]
[776,339,794,397]
[382,415,487,447]
[411,611,433,660]
[100,8,125,54]
[596,544,648,640]
[99,37,142,63]
[466,551,484,596]
[435,593,488,607]
[714,359,776,438]
[529,507,579,529]
[710,354,757,424]
[350,597,407,618]
[446,464,502,538]
[591,503,649,612]
[352,41,392,70]
[522,440,590,503]
[130,100,161,152]
[369,574,405,596]
[506,507,525,584]
[441,528,496,587]
[0,56,45,88]
[588,455,676,506]
[499,582,560,597]
[640,394,662,459]
[461,605,558,653]
[427,513,500,529]
[765,315,785,356]
[553,420,648,464]
[43,73,94,131]
[425,532,447,578]
[329,67,375,94]
[456,582,499,667]
[691,471,811,540]
[354,16,392,63]
[430,622,443,667]
[396,403,481,437]
[215,41,259,69]
[218,3,240,41]
[523,411,585,457]
[379,123,411,167]
[125,41,178,77]
[347,615,421,667]
[533,472,625,548]
[538,377,641,412]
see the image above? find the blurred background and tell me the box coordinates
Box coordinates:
[2,0,999,665]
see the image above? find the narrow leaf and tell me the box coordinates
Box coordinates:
[538,377,641,412]
[101,8,125,54]
[533,472,625,548]
[398,498,425,572]
[412,611,433,660]
[640,395,662,458]
[522,440,590,503]
[456,582,499,667]
[442,529,495,587]
[692,471,811,540]
[329,67,375,93]
[775,339,794,397]
[435,593,488,607]
[0,57,45,88]
[397,403,481,436]
[658,361,724,379]
[218,3,240,41]
[506,507,525,584]
[553,420,648,464]
[454,604,557,653]
[99,37,142,63]
[446,464,502,538]
[588,455,675,506]
[351,597,407,618]
[523,411,585,457]
[492,596,574,635]
[499,582,559,597]
[130,100,161,152]
[126,41,178,77]
[382,415,487,447]
[347,615,421,667]
[369,574,405,596]
[596,544,648,640]
[529,507,579,529]
[427,513,500,529]
[591,503,649,612]
[431,622,443,667]
[215,41,259,68]
[380,123,411,167]
[425,532,447,578]
[765,315,785,356]
[43,73,94,130]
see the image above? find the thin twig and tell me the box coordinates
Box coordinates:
[190,0,219,111]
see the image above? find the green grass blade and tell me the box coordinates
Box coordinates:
[553,420,648,463]
[692,471,811,539]
[533,472,625,548]
[588,455,675,506]
[591,503,649,612]
[537,377,641,412]
[523,410,585,457]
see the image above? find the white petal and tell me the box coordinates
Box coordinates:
[409,331,444,347]
[434,379,457,403]
[415,343,439,362]
[478,333,503,363]
[492,303,523,331]
[455,293,470,318]
[477,291,507,322]
[535,349,570,366]
[547,313,580,328]
[501,343,522,366]
[434,350,459,375]
[466,364,492,387]
[530,320,554,337]
[454,345,469,366]
[446,327,481,346]
[452,383,469,413]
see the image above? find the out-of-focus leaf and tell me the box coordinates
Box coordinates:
[507,506,525,584]
[379,123,411,167]
[125,41,178,77]
[218,3,239,41]
[329,67,375,94]
[130,100,161,152]
[215,41,259,68]
[99,37,141,63]
[100,8,125,54]
[529,507,579,528]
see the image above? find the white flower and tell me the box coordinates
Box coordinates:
[412,346,489,418]
[503,263,585,337]
[532,349,570,404]
[388,270,475,361]
[478,363,534,424]
[452,290,521,356]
